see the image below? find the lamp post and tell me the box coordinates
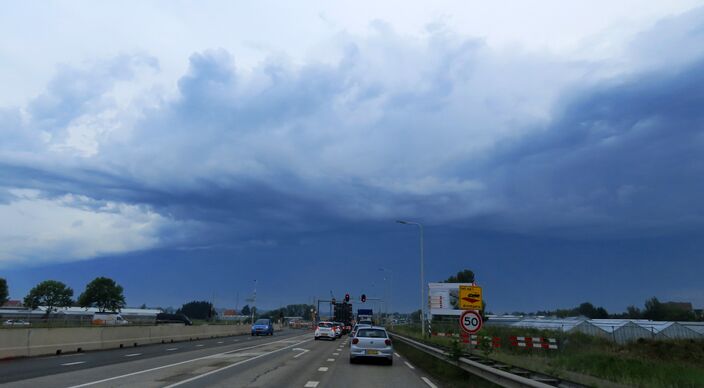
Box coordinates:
[396,220,425,337]
[379,267,393,325]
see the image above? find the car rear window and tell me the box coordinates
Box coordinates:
[356,329,387,338]
[318,322,332,328]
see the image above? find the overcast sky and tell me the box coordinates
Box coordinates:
[2,1,703,313]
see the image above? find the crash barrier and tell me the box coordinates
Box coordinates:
[0,324,281,359]
[392,332,561,388]
[431,332,559,350]
[510,336,558,350]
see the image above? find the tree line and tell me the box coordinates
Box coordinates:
[0,277,126,314]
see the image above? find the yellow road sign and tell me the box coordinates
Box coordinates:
[459,285,482,310]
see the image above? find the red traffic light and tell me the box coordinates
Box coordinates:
[361,294,367,303]
[345,293,350,303]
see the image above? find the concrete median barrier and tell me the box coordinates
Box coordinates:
[0,324,271,359]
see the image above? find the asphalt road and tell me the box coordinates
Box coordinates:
[0,328,439,388]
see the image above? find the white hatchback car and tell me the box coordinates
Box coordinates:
[314,321,337,340]
[350,326,393,365]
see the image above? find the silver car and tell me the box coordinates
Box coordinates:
[349,326,393,365]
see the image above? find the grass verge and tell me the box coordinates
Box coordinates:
[393,339,499,388]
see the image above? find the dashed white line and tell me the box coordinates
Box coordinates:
[61,361,86,366]
[404,361,415,370]
[394,352,401,357]
[124,353,141,358]
[65,333,312,388]
[421,377,438,388]
[304,382,319,388]
[217,341,224,344]
[195,344,204,347]
[317,367,328,372]
[333,352,339,356]
[326,358,335,362]
[166,348,178,351]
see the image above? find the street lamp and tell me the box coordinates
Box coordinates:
[396,220,425,337]
[379,267,393,324]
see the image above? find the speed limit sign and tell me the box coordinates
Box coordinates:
[459,310,483,334]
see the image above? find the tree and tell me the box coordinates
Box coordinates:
[626,305,642,319]
[444,269,475,283]
[23,280,74,313]
[178,301,215,320]
[77,277,126,312]
[0,278,8,306]
[241,304,251,317]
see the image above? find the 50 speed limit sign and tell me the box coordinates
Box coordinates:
[459,310,483,334]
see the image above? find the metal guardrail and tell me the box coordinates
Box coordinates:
[390,332,587,388]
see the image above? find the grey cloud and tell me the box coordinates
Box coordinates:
[2,9,704,258]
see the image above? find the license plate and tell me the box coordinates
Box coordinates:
[366,350,379,355]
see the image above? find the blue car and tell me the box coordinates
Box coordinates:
[251,318,274,336]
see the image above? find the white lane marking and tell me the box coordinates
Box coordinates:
[166,348,178,351]
[404,361,415,370]
[233,340,239,342]
[124,353,141,357]
[61,361,86,366]
[394,352,401,357]
[66,333,311,388]
[217,341,224,344]
[317,367,328,372]
[293,348,310,358]
[163,338,312,388]
[195,344,204,347]
[326,358,335,362]
[333,352,339,356]
[421,377,438,388]
[304,382,319,388]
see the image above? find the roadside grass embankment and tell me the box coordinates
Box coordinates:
[391,325,704,388]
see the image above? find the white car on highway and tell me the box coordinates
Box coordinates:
[314,321,337,340]
[3,319,30,326]
[350,326,393,365]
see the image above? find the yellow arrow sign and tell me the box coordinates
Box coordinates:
[459,285,482,310]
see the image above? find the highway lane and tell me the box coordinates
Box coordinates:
[0,328,303,385]
[2,330,439,387]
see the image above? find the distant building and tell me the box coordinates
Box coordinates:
[1,300,23,308]
[223,309,238,317]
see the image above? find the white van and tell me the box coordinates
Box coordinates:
[92,313,129,325]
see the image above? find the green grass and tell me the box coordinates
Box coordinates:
[391,325,704,387]
[393,340,499,388]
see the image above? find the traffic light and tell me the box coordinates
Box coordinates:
[345,293,350,303]
[361,294,367,303]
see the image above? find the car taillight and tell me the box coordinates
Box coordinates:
[385,339,392,346]
[352,338,359,344]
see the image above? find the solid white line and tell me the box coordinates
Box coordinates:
[66,333,310,388]
[166,348,178,351]
[421,377,438,388]
[394,352,401,357]
[163,338,312,388]
[124,353,141,357]
[304,382,319,388]
[404,361,415,370]
[61,361,86,366]
[317,367,328,372]
[326,358,335,362]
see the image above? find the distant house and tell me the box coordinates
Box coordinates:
[1,300,23,308]
[223,309,238,316]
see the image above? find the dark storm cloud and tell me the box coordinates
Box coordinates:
[2,9,704,261]
[478,59,704,237]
